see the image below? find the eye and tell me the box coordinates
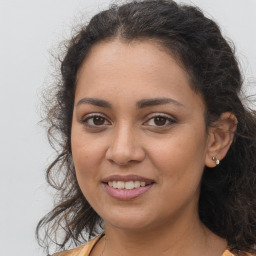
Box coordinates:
[144,114,176,127]
[82,114,110,128]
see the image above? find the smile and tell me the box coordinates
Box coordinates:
[107,181,147,190]
[102,175,155,200]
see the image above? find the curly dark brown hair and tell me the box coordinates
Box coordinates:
[36,0,256,254]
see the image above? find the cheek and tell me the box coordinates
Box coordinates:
[72,148,100,181]
[148,128,207,183]
[71,127,103,183]
[150,136,206,212]
[71,145,102,205]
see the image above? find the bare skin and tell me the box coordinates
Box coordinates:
[71,39,236,256]
[90,220,227,256]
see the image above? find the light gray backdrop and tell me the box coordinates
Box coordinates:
[0,1,255,255]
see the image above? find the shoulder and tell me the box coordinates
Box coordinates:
[52,234,104,256]
[53,245,85,256]
[222,250,255,256]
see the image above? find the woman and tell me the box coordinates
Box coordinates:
[37,0,256,255]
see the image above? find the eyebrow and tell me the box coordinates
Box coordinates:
[76,98,112,108]
[136,98,185,108]
[76,97,184,109]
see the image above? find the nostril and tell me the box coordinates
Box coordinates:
[105,143,146,165]
[107,158,130,166]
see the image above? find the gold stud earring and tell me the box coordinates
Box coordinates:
[212,156,220,165]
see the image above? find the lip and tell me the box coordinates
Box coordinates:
[101,174,154,184]
[103,183,154,200]
[101,174,155,200]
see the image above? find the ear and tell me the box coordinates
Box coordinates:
[205,112,238,168]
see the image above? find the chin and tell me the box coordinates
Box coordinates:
[102,208,158,231]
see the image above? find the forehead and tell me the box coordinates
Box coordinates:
[75,39,204,111]
[77,39,188,83]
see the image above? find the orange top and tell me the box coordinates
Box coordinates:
[53,234,250,256]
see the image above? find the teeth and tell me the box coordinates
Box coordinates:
[113,181,117,188]
[134,181,140,188]
[107,181,149,189]
[117,181,125,189]
[140,181,146,187]
[125,181,134,190]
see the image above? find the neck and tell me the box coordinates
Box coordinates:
[101,215,226,256]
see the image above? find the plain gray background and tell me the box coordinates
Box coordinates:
[0,1,255,255]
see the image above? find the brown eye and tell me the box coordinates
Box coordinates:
[93,116,105,125]
[82,114,110,128]
[154,116,167,126]
[144,114,176,128]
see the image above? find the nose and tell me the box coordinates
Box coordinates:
[105,124,145,165]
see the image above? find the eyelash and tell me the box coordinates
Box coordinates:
[81,114,111,128]
[81,113,176,129]
[144,114,176,128]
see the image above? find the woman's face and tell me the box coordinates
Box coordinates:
[71,39,211,231]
